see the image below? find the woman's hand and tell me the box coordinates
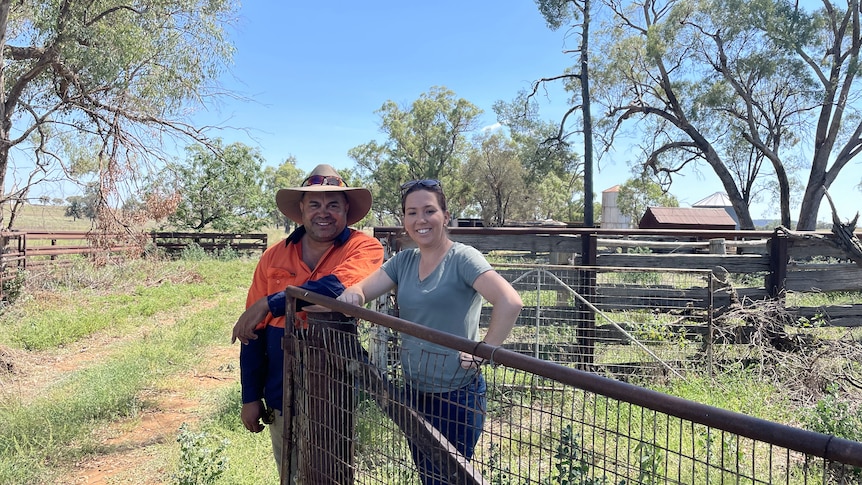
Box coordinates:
[459,351,486,370]
[337,288,365,307]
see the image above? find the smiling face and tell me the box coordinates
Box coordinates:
[299,191,349,243]
[402,188,450,248]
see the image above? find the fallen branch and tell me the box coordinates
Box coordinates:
[823,185,862,266]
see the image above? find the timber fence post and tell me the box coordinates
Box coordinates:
[768,229,788,298]
[578,231,597,369]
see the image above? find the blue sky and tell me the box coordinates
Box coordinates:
[195,1,861,224]
[202,1,574,166]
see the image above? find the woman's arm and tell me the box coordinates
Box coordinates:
[472,270,523,346]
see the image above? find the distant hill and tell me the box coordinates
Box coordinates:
[754,219,777,230]
[2,203,93,231]
[753,219,837,230]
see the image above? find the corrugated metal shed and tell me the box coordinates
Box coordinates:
[693,192,732,207]
[692,192,739,228]
[638,207,737,230]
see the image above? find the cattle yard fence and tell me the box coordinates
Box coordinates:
[278,286,862,484]
[0,230,268,298]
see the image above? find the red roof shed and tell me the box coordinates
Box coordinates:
[638,207,737,230]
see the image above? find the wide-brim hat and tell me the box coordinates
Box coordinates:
[276,164,372,226]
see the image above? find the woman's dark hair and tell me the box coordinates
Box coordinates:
[400,179,447,213]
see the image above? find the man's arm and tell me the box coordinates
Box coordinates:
[232,297,269,344]
[269,232,384,311]
[232,251,277,344]
[231,232,383,343]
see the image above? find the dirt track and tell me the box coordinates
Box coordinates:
[1,335,238,484]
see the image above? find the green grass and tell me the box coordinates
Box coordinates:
[0,255,277,484]
[519,289,568,307]
[0,251,858,484]
[786,290,862,307]
[1,259,251,350]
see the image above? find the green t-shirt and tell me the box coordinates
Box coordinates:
[382,242,492,392]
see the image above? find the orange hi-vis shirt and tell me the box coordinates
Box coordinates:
[246,226,384,329]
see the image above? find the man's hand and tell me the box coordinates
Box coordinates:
[232,297,269,344]
[240,400,266,433]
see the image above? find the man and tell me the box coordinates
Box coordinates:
[231,164,383,480]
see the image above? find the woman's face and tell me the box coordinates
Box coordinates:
[402,189,449,247]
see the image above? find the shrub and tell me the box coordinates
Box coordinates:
[171,423,229,485]
[804,384,862,442]
[217,244,240,261]
[541,424,620,485]
[180,242,209,261]
[1,269,26,305]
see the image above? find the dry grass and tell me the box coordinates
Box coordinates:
[3,203,94,231]
[712,296,862,406]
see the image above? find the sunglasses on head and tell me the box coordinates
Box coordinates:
[302,174,347,187]
[400,179,442,197]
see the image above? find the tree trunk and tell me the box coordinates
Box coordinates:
[685,130,756,229]
[0,144,9,228]
[797,181,824,231]
[772,159,792,228]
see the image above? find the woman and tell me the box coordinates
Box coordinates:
[337,179,523,484]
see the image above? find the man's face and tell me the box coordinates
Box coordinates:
[299,191,349,243]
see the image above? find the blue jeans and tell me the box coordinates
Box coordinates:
[406,373,487,485]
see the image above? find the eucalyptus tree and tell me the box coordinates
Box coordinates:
[771,0,862,230]
[493,98,585,222]
[617,175,679,226]
[466,131,528,227]
[263,155,304,228]
[165,141,269,232]
[590,0,862,230]
[534,0,597,226]
[348,86,481,221]
[64,182,100,221]
[0,0,238,228]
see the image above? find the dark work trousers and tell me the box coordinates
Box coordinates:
[406,373,487,485]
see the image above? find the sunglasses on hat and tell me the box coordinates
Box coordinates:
[302,174,347,187]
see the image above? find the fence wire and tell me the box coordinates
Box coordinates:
[496,263,713,379]
[281,289,862,485]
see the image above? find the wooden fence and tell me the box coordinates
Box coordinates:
[3,226,860,325]
[149,231,269,256]
[375,226,862,327]
[0,230,142,270]
[0,230,268,298]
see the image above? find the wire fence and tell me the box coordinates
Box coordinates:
[494,263,714,379]
[281,283,862,485]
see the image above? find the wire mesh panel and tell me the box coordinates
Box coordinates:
[353,323,487,484]
[288,312,358,483]
[495,264,714,380]
[282,307,862,485]
[475,365,862,485]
